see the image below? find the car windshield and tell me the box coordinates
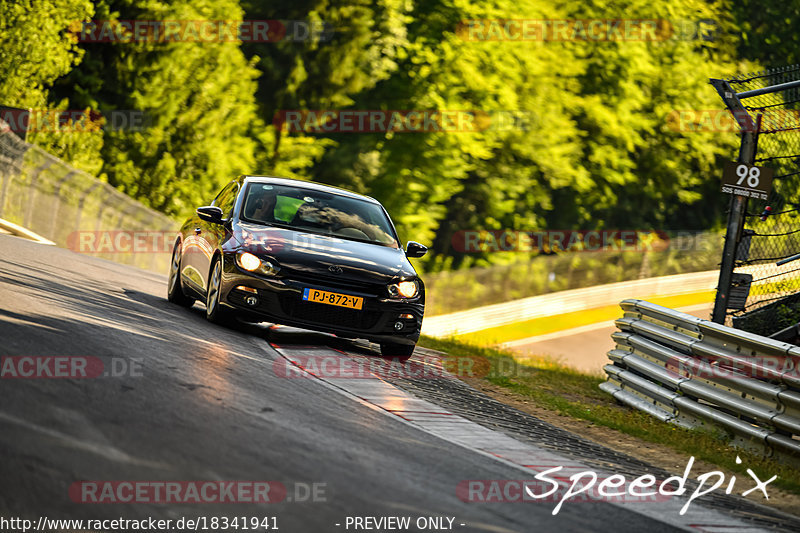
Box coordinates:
[240,182,399,248]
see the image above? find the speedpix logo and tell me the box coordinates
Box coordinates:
[459,456,776,516]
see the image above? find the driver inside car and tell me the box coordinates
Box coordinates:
[248,191,278,223]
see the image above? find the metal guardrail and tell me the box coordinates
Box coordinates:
[602,299,800,465]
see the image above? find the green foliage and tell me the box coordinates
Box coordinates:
[0,0,93,108]
[27,110,106,177]
[0,0,104,174]
[270,0,745,269]
[730,0,800,68]
[777,303,800,326]
[733,295,800,337]
[557,0,741,234]
[54,0,264,215]
[315,0,588,255]
[2,0,794,275]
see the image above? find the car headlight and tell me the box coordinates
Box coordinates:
[237,252,262,271]
[388,280,419,299]
[236,252,281,276]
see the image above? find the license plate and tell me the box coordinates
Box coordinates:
[302,288,363,310]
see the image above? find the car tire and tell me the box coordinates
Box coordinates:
[205,256,231,324]
[167,240,195,307]
[380,342,416,359]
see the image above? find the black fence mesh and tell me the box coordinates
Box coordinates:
[725,66,800,334]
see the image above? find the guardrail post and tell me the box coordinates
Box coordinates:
[710,79,760,323]
[712,128,759,322]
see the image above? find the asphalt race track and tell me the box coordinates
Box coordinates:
[0,232,797,532]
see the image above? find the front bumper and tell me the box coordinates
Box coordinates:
[218,255,424,345]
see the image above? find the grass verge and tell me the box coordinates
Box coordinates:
[417,334,800,495]
[453,291,714,345]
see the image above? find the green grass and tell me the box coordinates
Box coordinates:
[750,279,800,297]
[418,334,800,495]
[454,291,715,345]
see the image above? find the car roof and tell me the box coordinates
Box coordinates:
[241,175,380,204]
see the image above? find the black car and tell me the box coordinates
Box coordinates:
[167,176,427,357]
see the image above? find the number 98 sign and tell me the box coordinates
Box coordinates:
[721,161,774,200]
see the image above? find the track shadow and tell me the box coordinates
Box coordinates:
[262,324,380,357]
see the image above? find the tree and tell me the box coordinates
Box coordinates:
[0,0,103,175]
[0,0,93,108]
[55,0,263,215]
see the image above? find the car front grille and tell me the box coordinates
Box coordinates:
[280,269,384,295]
[279,295,382,330]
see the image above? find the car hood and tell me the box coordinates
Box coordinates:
[232,223,416,283]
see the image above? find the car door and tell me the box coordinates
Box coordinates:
[195,180,240,293]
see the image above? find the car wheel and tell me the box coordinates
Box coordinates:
[167,240,195,307]
[205,257,230,324]
[380,342,415,359]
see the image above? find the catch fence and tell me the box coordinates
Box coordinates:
[0,118,177,273]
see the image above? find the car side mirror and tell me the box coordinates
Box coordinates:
[406,241,427,258]
[196,205,224,224]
